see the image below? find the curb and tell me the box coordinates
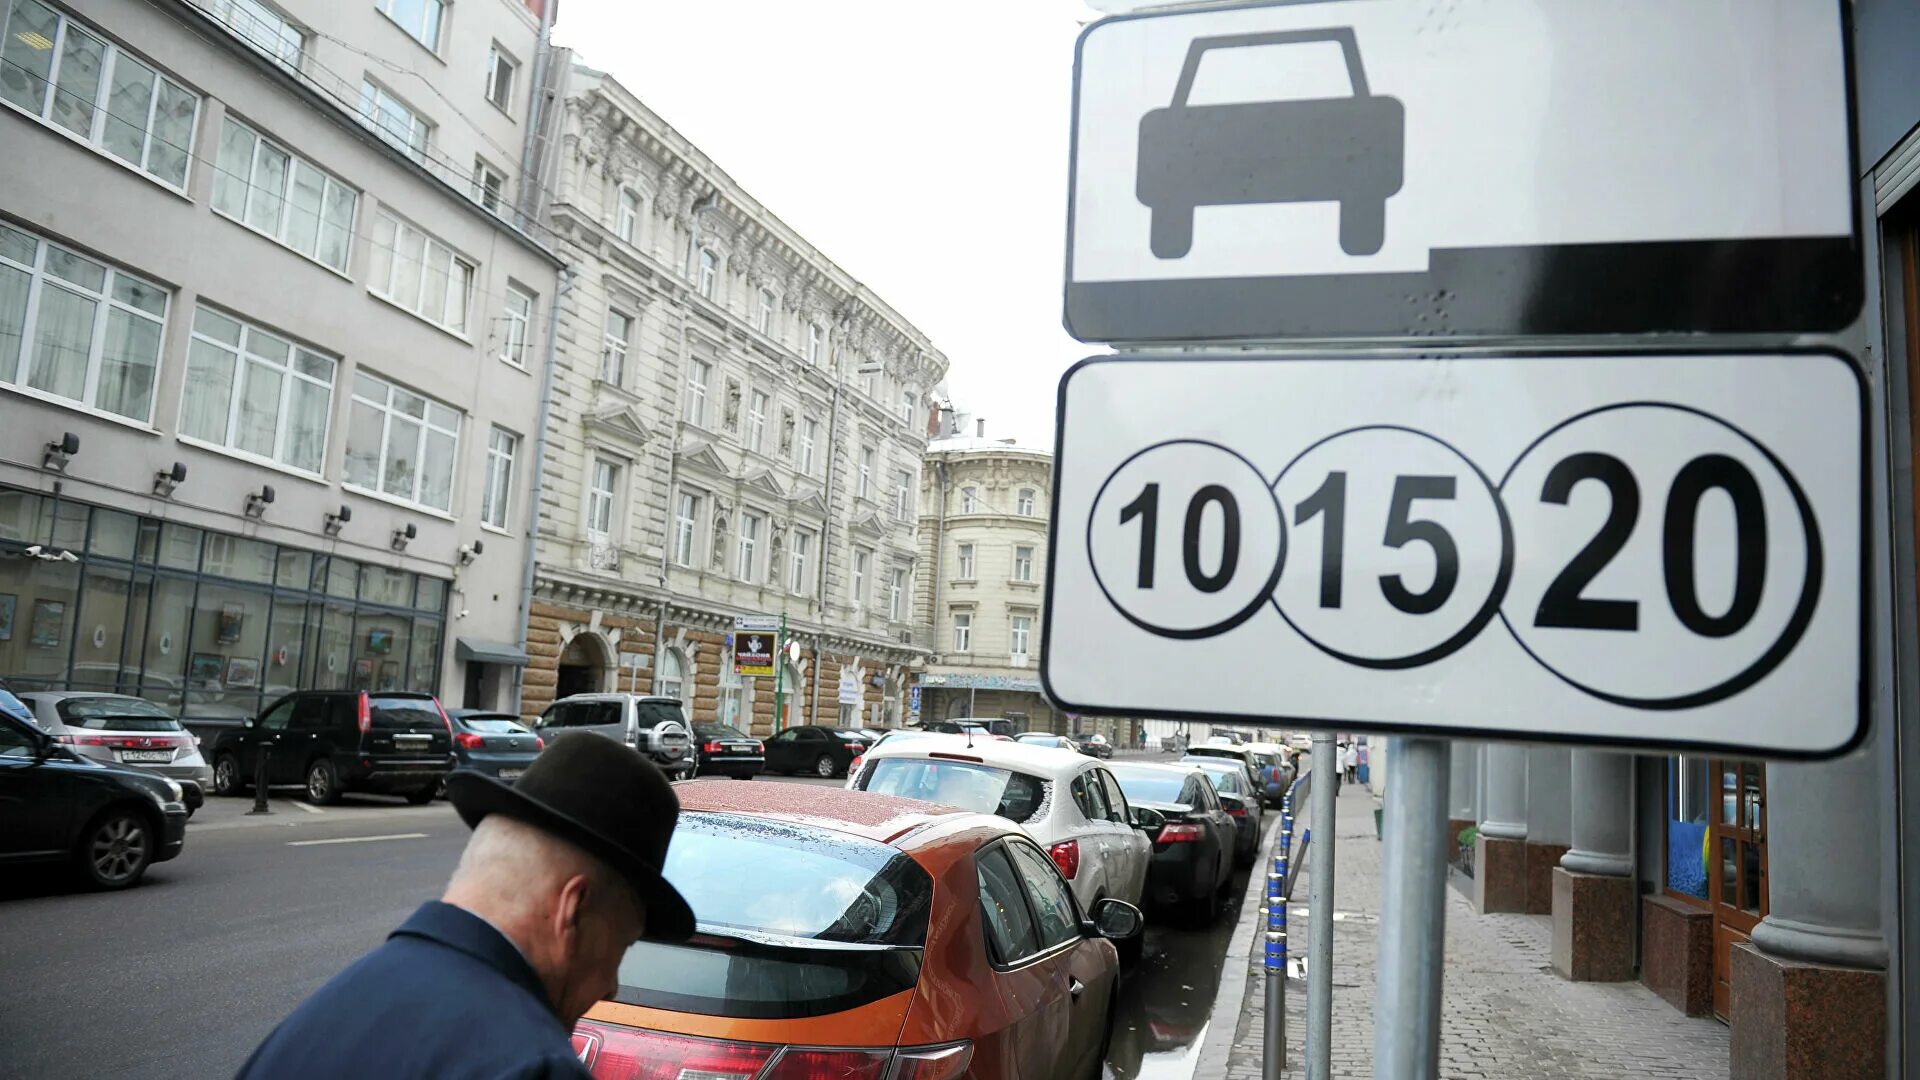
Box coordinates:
[1192,811,1288,1076]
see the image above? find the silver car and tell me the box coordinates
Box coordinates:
[534,693,695,779]
[16,691,214,809]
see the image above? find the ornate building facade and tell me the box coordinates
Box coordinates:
[516,56,948,733]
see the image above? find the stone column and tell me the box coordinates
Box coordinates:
[1447,742,1478,863]
[1552,751,1635,980]
[1523,747,1572,913]
[1730,754,1887,1080]
[1475,743,1528,913]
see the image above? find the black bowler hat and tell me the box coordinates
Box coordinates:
[447,736,695,942]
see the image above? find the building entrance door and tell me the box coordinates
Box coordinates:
[1708,759,1767,1019]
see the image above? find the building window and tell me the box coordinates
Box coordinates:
[956,542,975,579]
[756,288,775,334]
[211,116,356,273]
[737,513,761,582]
[1010,615,1031,661]
[471,158,505,213]
[180,305,335,474]
[851,548,870,608]
[952,611,972,653]
[479,426,517,530]
[860,365,877,398]
[1017,487,1036,516]
[367,211,473,333]
[343,371,460,512]
[718,650,743,728]
[672,491,699,567]
[889,568,907,622]
[894,470,914,523]
[789,529,813,594]
[357,79,431,162]
[0,223,169,423]
[805,322,821,365]
[484,43,517,113]
[746,390,767,453]
[961,486,978,514]
[499,285,533,368]
[0,2,199,189]
[375,0,443,51]
[800,417,818,474]
[602,309,632,386]
[586,458,618,541]
[658,646,685,701]
[202,0,306,68]
[858,447,875,498]
[1013,545,1035,582]
[685,359,710,426]
[616,188,641,244]
[899,389,914,425]
[697,248,718,300]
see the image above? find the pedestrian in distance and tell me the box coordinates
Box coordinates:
[234,736,695,1080]
[1343,741,1359,784]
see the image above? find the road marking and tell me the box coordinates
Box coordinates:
[282,799,324,815]
[287,832,429,847]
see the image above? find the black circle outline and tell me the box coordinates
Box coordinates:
[1266,425,1515,670]
[1087,439,1287,640]
[1495,401,1824,711]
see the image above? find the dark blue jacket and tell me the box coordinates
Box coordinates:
[236,902,592,1080]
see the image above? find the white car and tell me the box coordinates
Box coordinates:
[849,738,1154,917]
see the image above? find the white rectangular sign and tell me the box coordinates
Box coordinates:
[1064,0,1860,342]
[1042,352,1865,757]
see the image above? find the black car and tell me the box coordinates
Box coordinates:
[691,723,764,778]
[1107,761,1236,924]
[1182,757,1264,866]
[0,711,188,889]
[443,709,543,792]
[209,690,455,806]
[763,725,868,778]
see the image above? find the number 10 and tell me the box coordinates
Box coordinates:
[1119,483,1242,594]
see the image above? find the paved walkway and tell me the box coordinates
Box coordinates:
[1218,779,1730,1078]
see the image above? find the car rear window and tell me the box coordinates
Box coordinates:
[368,697,443,732]
[1109,766,1188,805]
[56,697,181,731]
[634,700,686,728]
[612,812,931,1019]
[462,718,526,734]
[857,758,1048,823]
[1204,769,1247,795]
[696,724,748,740]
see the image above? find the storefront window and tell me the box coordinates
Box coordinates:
[360,564,413,607]
[203,534,275,584]
[138,576,195,707]
[185,580,271,722]
[1665,756,1711,900]
[409,616,440,690]
[275,548,312,591]
[265,599,308,700]
[0,489,55,544]
[157,523,202,571]
[50,500,86,551]
[354,610,411,692]
[416,576,446,613]
[70,566,134,689]
[0,554,80,687]
[718,650,742,729]
[88,509,138,561]
[311,601,354,690]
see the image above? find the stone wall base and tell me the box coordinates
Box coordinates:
[1525,842,1570,914]
[1641,894,1713,1015]
[1550,868,1635,981]
[1475,835,1527,913]
[1729,942,1885,1080]
[1447,818,1474,864]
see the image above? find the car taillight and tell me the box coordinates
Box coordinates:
[356,693,371,735]
[455,731,486,749]
[534,736,545,750]
[753,741,764,752]
[1049,839,1080,879]
[1226,805,1247,817]
[703,741,724,753]
[575,1023,774,1079]
[1158,823,1204,843]
[761,1049,890,1080]
[889,1043,974,1080]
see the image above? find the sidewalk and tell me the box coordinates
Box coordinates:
[1213,780,1730,1078]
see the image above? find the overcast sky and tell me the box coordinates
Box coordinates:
[552,0,1101,450]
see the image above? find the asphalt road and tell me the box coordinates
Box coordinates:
[0,774,1242,1080]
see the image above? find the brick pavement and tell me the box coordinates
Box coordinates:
[1214,781,1730,1079]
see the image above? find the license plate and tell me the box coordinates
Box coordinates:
[120,750,172,763]
[725,744,754,753]
[497,769,523,781]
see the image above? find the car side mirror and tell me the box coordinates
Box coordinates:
[1130,806,1166,832]
[1089,897,1144,941]
[242,718,254,729]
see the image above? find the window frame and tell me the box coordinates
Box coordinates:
[1010,615,1032,661]
[889,567,908,622]
[952,610,972,653]
[899,389,915,426]
[805,322,821,365]
[179,303,337,475]
[746,389,768,453]
[956,542,975,580]
[484,41,518,115]
[672,490,700,568]
[756,287,775,335]
[800,416,818,474]
[685,359,710,426]
[471,157,506,213]
[357,78,432,163]
[204,0,306,69]
[499,284,534,369]
[961,486,979,514]
[1017,488,1036,516]
[602,308,632,386]
[342,370,462,513]
[616,187,642,245]
[375,0,444,52]
[479,425,517,531]
[851,547,870,608]
[1013,545,1035,583]
[789,528,812,595]
[586,457,619,541]
[736,511,761,582]
[211,115,357,274]
[894,470,914,523]
[697,248,718,300]
[858,446,875,498]
[367,210,473,335]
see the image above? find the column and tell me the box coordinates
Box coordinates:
[1730,754,1887,1080]
[1475,743,1528,913]
[1552,751,1635,980]
[1447,742,1479,864]
[1524,746,1572,913]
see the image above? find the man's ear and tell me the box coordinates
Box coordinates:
[554,873,591,953]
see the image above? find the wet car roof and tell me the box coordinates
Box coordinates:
[673,777,969,846]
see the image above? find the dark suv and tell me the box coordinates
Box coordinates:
[208,691,455,805]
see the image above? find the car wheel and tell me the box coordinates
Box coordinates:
[404,786,436,805]
[813,754,836,779]
[305,758,342,806]
[212,754,245,797]
[1149,205,1194,259]
[1340,198,1387,256]
[77,808,154,890]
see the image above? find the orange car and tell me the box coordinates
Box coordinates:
[573,779,1144,1079]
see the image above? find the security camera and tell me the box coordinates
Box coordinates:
[457,608,471,619]
[57,549,78,563]
[24,544,42,557]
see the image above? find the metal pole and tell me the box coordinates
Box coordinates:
[1264,781,1294,1080]
[510,267,573,715]
[1373,737,1452,1079]
[1308,732,1337,1080]
[248,749,272,815]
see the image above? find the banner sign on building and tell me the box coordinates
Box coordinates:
[733,616,777,677]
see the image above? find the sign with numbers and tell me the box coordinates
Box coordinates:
[1042,351,1866,757]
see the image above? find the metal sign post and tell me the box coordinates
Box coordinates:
[1307,733,1337,1080]
[1373,738,1451,1078]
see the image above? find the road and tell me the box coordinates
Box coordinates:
[0,774,1245,1080]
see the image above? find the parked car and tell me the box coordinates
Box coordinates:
[1014,732,1081,752]
[0,711,188,889]
[440,709,543,795]
[16,691,213,812]
[851,739,1155,931]
[1181,756,1265,866]
[533,694,694,780]
[573,780,1141,1080]
[1107,760,1237,924]
[208,690,454,806]
[763,724,868,778]
[925,716,1017,737]
[1186,742,1266,789]
[1078,732,1114,759]
[690,722,764,778]
[1243,741,1295,807]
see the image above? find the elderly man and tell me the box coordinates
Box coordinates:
[235,737,694,1079]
